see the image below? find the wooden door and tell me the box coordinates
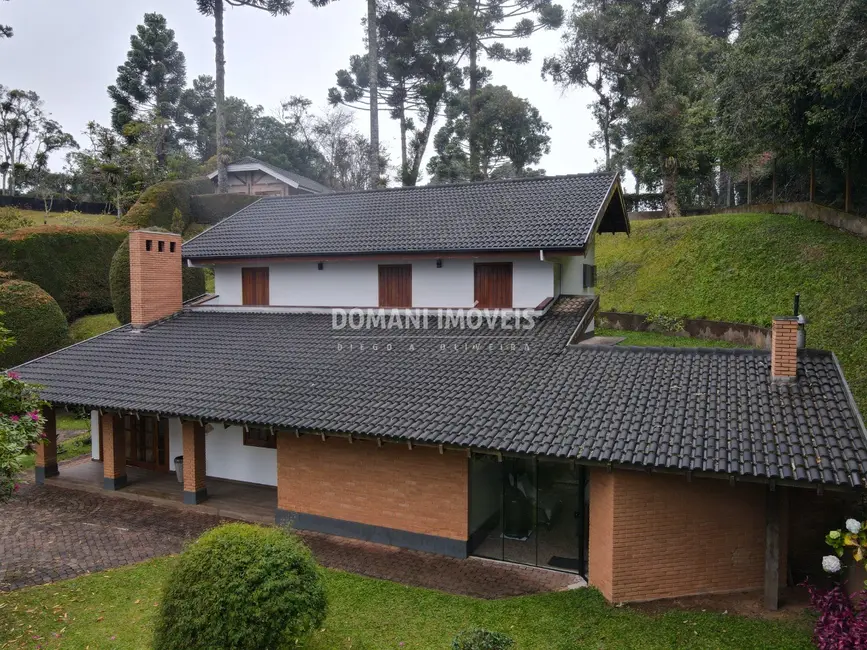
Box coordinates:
[474,262,513,308]
[123,415,170,472]
[242,267,270,306]
[379,265,412,307]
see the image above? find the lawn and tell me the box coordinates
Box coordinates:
[596,212,867,411]
[0,557,813,650]
[11,209,118,228]
[69,313,121,343]
[594,327,744,348]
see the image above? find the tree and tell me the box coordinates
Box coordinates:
[367,0,380,187]
[1,0,12,38]
[195,0,335,194]
[329,0,462,185]
[108,13,187,168]
[427,84,550,182]
[312,106,389,190]
[178,75,216,161]
[544,0,717,216]
[452,0,564,180]
[0,87,77,195]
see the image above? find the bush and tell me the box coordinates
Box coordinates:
[153,523,326,650]
[0,280,69,368]
[189,193,259,226]
[0,207,34,231]
[120,178,212,230]
[452,628,516,650]
[0,226,128,320]
[804,583,867,649]
[110,230,206,324]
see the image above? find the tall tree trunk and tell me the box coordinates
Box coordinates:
[367,0,380,188]
[468,16,480,182]
[214,0,229,194]
[399,105,408,185]
[661,157,681,218]
[407,106,437,186]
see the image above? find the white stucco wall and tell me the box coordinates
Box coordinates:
[212,257,562,309]
[205,424,277,486]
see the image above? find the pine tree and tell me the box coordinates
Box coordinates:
[108,13,187,168]
[195,0,335,193]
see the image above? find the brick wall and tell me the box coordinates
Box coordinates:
[277,435,469,541]
[129,230,182,327]
[771,317,799,379]
[588,469,775,602]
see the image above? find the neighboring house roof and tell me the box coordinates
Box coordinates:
[207,156,334,195]
[183,173,628,260]
[14,298,867,488]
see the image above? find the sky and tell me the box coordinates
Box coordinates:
[1,0,601,183]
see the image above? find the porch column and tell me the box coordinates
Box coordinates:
[102,412,127,490]
[182,421,207,504]
[34,407,58,484]
[764,487,782,610]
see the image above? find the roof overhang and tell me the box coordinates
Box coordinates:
[589,175,630,238]
[207,163,301,190]
[184,247,588,265]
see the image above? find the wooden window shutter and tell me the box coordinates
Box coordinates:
[474,263,513,309]
[378,265,412,308]
[242,268,270,306]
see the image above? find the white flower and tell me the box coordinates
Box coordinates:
[830,530,842,539]
[846,519,862,534]
[823,555,842,574]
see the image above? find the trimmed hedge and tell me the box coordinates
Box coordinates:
[120,178,213,230]
[0,226,128,320]
[110,230,206,325]
[0,280,69,368]
[153,523,326,650]
[189,193,259,225]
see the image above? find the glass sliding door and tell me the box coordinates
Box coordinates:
[468,455,588,574]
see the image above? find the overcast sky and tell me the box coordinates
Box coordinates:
[1,0,600,183]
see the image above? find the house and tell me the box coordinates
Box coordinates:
[208,156,333,196]
[15,173,867,608]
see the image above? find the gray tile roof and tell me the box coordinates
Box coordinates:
[14,300,867,488]
[231,156,334,195]
[183,173,620,260]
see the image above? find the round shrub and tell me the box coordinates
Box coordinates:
[453,628,516,650]
[110,230,206,324]
[0,280,69,368]
[153,523,326,650]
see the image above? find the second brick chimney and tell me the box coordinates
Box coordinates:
[129,230,183,328]
[770,317,799,380]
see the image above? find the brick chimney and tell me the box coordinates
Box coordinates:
[129,230,183,328]
[770,317,799,380]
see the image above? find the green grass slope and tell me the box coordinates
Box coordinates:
[596,213,867,411]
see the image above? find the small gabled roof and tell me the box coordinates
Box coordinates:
[184,173,629,261]
[208,156,334,195]
[13,298,867,488]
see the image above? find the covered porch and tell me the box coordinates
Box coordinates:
[43,459,277,523]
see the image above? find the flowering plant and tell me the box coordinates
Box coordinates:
[825,518,867,569]
[0,371,46,501]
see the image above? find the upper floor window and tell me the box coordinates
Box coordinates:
[378,264,412,308]
[242,267,270,306]
[474,262,513,309]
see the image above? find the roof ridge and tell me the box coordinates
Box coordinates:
[249,172,618,203]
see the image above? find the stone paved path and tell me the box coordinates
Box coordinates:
[1,482,583,598]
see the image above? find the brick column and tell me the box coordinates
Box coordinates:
[34,407,58,484]
[102,413,127,490]
[182,421,207,504]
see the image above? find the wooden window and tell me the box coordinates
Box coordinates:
[378,264,412,308]
[243,426,276,449]
[583,264,597,289]
[474,262,513,309]
[242,267,270,306]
